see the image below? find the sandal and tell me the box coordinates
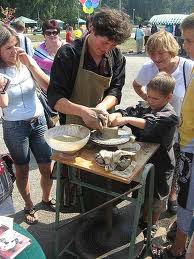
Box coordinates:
[24,207,38,225]
[138,218,158,238]
[151,244,163,259]
[42,198,56,211]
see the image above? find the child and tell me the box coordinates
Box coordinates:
[168,13,194,258]
[108,72,179,227]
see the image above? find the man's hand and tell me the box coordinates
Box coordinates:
[91,108,109,128]
[81,107,103,130]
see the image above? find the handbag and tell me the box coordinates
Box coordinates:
[0,154,15,204]
[37,88,59,129]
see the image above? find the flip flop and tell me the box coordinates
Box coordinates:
[24,207,38,225]
[42,198,56,211]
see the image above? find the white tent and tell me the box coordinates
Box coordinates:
[149,14,188,25]
[14,16,37,25]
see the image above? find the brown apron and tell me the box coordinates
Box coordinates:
[66,35,112,125]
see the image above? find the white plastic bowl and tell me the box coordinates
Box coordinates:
[44,124,90,153]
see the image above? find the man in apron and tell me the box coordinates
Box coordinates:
[48,8,132,210]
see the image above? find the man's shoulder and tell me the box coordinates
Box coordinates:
[58,38,83,58]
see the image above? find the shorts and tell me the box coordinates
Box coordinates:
[2,114,52,165]
[176,152,194,234]
[0,196,15,216]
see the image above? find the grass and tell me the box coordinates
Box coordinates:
[28,32,136,53]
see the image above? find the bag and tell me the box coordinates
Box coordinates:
[0,154,15,204]
[37,89,59,129]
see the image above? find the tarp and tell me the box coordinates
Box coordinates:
[78,18,86,23]
[55,19,64,24]
[149,14,188,25]
[14,16,37,24]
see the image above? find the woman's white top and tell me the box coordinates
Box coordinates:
[0,65,43,121]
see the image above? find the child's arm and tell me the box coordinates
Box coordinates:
[109,112,146,129]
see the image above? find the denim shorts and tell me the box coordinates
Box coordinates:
[2,114,52,165]
[177,153,194,234]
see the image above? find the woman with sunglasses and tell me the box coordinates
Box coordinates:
[33,20,64,127]
[33,20,64,75]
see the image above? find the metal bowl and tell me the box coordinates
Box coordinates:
[44,124,90,153]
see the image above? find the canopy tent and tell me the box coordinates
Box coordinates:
[149,14,188,25]
[55,19,64,29]
[13,16,37,26]
[78,18,86,23]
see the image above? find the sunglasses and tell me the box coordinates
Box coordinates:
[44,31,59,36]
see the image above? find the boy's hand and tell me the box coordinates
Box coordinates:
[108,113,124,127]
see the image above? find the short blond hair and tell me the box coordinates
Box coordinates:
[147,72,175,96]
[146,30,179,57]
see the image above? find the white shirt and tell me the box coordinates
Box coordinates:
[135,57,194,143]
[18,33,34,57]
[135,57,194,117]
[0,66,43,121]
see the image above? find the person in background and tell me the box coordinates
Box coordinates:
[165,23,174,34]
[48,8,132,210]
[33,19,64,75]
[166,13,194,258]
[0,25,54,224]
[33,20,63,128]
[143,24,151,45]
[12,21,34,57]
[133,30,194,215]
[151,24,158,34]
[108,72,178,230]
[135,24,144,54]
[66,26,74,43]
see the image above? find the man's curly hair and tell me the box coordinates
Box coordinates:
[92,8,132,44]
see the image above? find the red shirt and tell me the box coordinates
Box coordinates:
[66,31,72,43]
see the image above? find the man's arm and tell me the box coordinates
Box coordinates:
[54,98,102,129]
[103,49,126,108]
[96,95,118,111]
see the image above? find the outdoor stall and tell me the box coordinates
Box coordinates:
[45,125,160,258]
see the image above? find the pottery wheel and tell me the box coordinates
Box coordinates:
[90,129,131,147]
[75,204,144,258]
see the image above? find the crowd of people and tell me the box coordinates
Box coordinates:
[0,8,194,258]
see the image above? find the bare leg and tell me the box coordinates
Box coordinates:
[15,164,38,223]
[38,163,53,202]
[170,228,187,255]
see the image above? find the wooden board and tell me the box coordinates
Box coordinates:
[51,142,159,184]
